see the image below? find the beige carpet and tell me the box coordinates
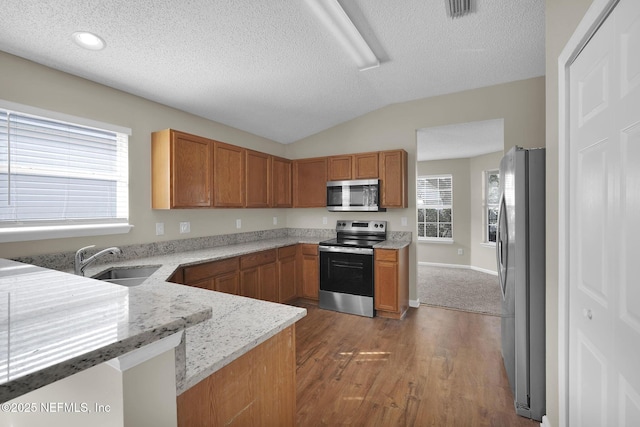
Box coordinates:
[417,264,502,316]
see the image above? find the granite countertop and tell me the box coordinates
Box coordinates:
[0,259,212,403]
[1,234,410,400]
[79,237,313,394]
[80,235,409,393]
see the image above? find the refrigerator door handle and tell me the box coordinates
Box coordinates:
[496,193,508,299]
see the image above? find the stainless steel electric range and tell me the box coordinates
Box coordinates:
[318,220,387,317]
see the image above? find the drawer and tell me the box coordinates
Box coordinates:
[240,249,277,270]
[300,244,318,256]
[184,257,239,283]
[278,245,297,259]
[375,249,397,262]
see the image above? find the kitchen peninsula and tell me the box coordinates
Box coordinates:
[3,227,409,426]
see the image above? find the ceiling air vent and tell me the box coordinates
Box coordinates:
[447,0,472,18]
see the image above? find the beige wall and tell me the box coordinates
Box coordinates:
[546,1,595,426]
[288,78,544,303]
[0,52,289,259]
[416,158,471,266]
[416,151,502,273]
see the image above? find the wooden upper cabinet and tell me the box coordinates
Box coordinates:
[327,155,353,181]
[245,149,271,208]
[271,156,293,208]
[353,152,379,179]
[152,129,213,209]
[379,150,408,208]
[293,157,328,208]
[213,141,245,207]
[328,152,380,181]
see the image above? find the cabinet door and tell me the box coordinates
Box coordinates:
[298,244,319,300]
[214,271,239,295]
[379,150,408,208]
[152,129,213,209]
[189,277,215,291]
[240,268,260,299]
[353,152,379,179]
[327,155,352,181]
[272,156,292,207]
[375,247,409,319]
[246,150,270,208]
[278,246,297,303]
[374,251,399,312]
[213,141,245,207]
[293,158,328,208]
[260,263,279,303]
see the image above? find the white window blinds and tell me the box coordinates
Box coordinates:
[0,106,129,232]
[417,175,453,240]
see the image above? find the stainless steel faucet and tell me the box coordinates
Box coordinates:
[74,245,122,276]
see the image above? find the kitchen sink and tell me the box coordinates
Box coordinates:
[92,265,161,287]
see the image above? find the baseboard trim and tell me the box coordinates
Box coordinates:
[541,415,551,427]
[418,261,498,276]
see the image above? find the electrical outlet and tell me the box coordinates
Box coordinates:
[401,217,408,227]
[236,219,242,229]
[179,221,190,234]
[458,248,464,255]
[322,216,328,225]
[273,216,278,225]
[155,222,165,236]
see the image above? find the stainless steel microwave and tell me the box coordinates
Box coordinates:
[326,179,385,212]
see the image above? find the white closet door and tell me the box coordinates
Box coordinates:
[568,0,640,425]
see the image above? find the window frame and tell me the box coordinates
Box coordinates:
[417,174,453,243]
[483,169,500,245]
[0,100,133,243]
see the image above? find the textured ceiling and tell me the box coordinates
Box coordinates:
[0,0,544,144]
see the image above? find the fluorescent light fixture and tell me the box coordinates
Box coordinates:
[305,0,379,71]
[72,31,106,50]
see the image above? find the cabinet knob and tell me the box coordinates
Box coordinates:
[583,308,593,320]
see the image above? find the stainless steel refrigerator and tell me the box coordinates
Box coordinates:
[496,146,545,421]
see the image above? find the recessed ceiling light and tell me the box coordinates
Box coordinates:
[72,31,106,50]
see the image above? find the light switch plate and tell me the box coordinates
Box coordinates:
[322,217,328,225]
[155,222,165,236]
[273,216,278,225]
[179,222,190,234]
[401,217,408,226]
[236,219,242,229]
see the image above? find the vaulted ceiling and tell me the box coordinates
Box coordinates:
[0,0,544,144]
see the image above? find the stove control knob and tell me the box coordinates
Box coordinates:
[374,224,379,228]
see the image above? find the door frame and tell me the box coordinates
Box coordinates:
[557,0,619,426]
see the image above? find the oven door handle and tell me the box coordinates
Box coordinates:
[319,246,374,255]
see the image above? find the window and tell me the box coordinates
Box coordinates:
[0,101,132,242]
[417,175,452,241]
[484,169,500,243]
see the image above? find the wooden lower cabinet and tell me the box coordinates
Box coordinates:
[239,249,278,301]
[278,245,297,303]
[183,257,239,295]
[215,270,239,294]
[374,246,409,319]
[177,325,296,427]
[240,263,278,302]
[298,244,319,301]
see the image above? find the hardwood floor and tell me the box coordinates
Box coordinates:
[294,302,539,427]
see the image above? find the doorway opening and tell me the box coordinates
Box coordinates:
[415,118,504,315]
